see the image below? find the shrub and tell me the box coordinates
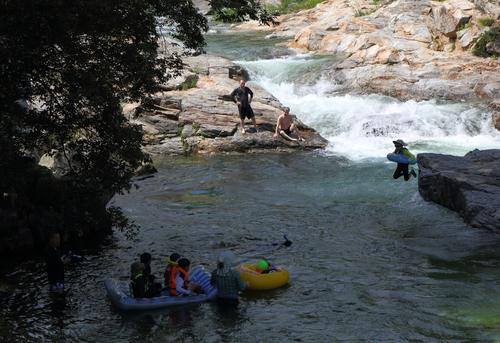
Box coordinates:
[457,22,473,31]
[472,26,500,57]
[181,76,199,90]
[266,0,328,15]
[478,18,495,27]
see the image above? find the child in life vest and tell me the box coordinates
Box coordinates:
[130,262,148,298]
[392,139,417,181]
[164,252,181,287]
[169,258,203,296]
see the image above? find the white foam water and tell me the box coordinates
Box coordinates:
[237,56,500,161]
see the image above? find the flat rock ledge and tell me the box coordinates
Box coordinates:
[418,149,500,231]
[126,53,328,156]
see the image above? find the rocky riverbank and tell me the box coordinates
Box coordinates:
[126,47,328,156]
[127,0,500,157]
[418,149,500,232]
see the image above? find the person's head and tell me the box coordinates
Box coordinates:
[168,253,181,266]
[140,253,152,265]
[178,258,190,271]
[283,107,290,116]
[239,79,246,89]
[131,262,145,278]
[216,251,235,274]
[393,139,406,150]
[170,253,181,262]
[48,231,60,248]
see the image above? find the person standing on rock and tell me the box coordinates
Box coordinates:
[274,107,304,142]
[230,79,259,134]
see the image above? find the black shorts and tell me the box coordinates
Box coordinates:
[238,106,254,120]
[279,127,292,135]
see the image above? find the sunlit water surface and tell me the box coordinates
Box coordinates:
[2,26,500,343]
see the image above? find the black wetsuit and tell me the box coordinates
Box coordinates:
[393,163,410,181]
[230,86,254,119]
[44,244,64,288]
[393,148,412,181]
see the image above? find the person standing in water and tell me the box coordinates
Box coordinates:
[392,139,416,181]
[210,251,247,307]
[44,231,71,291]
[230,79,259,134]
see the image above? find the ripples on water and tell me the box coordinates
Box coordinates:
[3,28,500,342]
[3,153,500,342]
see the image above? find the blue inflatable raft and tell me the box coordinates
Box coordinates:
[104,266,217,310]
[387,153,417,165]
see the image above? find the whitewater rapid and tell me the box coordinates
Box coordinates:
[237,55,500,160]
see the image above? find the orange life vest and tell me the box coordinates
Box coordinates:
[169,265,188,295]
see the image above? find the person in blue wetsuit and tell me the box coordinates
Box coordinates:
[392,139,416,181]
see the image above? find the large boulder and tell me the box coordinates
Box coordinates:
[133,54,329,156]
[235,0,500,103]
[418,149,500,231]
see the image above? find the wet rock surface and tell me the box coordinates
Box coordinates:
[418,149,500,231]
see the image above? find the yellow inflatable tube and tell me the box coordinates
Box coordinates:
[236,263,289,290]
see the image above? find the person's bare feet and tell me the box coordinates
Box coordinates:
[241,128,246,134]
[298,137,305,141]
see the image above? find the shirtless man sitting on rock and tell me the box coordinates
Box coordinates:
[273,107,304,142]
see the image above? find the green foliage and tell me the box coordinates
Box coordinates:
[194,124,201,133]
[267,0,340,15]
[472,26,500,58]
[350,0,380,17]
[213,8,240,23]
[478,18,495,27]
[209,0,279,25]
[0,0,208,235]
[181,76,199,90]
[457,22,473,31]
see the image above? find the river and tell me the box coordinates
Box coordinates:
[2,25,500,342]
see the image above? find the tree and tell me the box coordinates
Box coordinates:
[209,0,279,25]
[0,0,208,239]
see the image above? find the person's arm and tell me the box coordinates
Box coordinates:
[210,270,216,285]
[230,88,242,105]
[232,269,247,291]
[175,275,191,295]
[274,116,282,137]
[247,87,253,103]
[229,88,238,104]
